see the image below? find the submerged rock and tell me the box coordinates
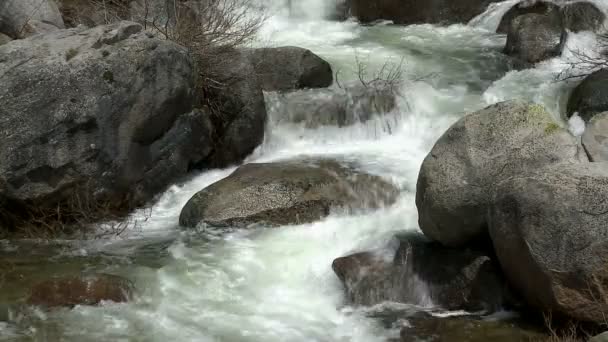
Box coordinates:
[489,162,608,324]
[332,233,507,312]
[340,0,502,25]
[567,69,608,122]
[583,112,608,162]
[332,251,397,305]
[416,101,580,247]
[266,83,397,128]
[0,0,65,39]
[179,159,398,228]
[27,274,133,308]
[503,12,566,64]
[246,46,333,91]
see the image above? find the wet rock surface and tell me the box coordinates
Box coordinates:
[332,233,507,312]
[246,46,333,91]
[503,12,566,64]
[266,83,397,128]
[497,1,560,34]
[567,69,608,122]
[179,159,398,228]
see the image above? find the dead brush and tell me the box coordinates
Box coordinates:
[0,182,150,240]
[538,275,608,341]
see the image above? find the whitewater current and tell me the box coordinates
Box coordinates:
[1,0,607,341]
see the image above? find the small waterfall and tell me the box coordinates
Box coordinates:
[469,0,608,32]
[256,0,332,19]
[468,0,521,31]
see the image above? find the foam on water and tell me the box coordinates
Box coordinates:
[6,0,608,340]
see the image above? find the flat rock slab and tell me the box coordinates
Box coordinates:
[179,159,399,228]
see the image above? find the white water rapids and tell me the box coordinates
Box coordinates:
[2,0,607,341]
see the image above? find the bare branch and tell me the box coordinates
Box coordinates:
[556,34,608,82]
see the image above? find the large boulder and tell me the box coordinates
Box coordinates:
[0,22,194,213]
[265,83,397,128]
[567,69,608,122]
[561,2,606,33]
[27,274,133,308]
[583,112,608,162]
[489,162,608,324]
[201,48,268,167]
[0,0,65,39]
[341,0,503,25]
[179,159,398,228]
[416,101,581,247]
[496,1,560,34]
[332,233,507,312]
[503,12,566,64]
[198,49,266,168]
[0,21,266,232]
[246,47,333,91]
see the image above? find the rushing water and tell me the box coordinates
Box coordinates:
[1,0,607,341]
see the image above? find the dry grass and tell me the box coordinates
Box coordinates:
[538,275,608,341]
[0,182,150,240]
[542,313,586,342]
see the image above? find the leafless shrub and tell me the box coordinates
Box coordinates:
[56,0,265,100]
[333,53,406,93]
[148,0,265,91]
[336,52,436,92]
[556,33,608,81]
[539,275,608,341]
[0,182,150,240]
[542,312,585,342]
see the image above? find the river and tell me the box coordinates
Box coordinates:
[1,0,606,340]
